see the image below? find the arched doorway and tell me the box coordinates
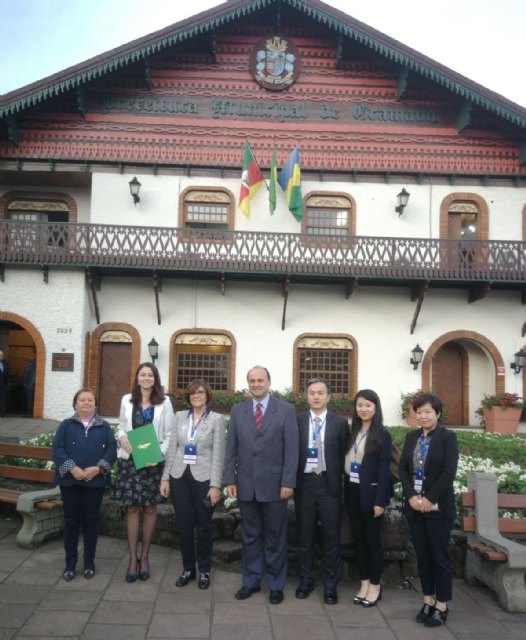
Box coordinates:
[89,323,140,417]
[0,313,45,418]
[422,331,504,426]
[431,343,468,425]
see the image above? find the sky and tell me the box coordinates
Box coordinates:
[1,0,525,108]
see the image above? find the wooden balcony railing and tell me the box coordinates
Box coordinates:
[1,220,525,282]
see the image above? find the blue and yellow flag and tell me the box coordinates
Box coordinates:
[277,145,302,221]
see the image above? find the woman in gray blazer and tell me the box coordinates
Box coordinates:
[160,379,225,589]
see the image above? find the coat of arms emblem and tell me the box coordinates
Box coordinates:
[250,36,300,91]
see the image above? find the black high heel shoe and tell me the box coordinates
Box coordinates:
[126,558,140,583]
[362,588,382,608]
[139,558,150,581]
[353,595,366,605]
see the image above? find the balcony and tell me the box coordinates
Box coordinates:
[1,219,525,287]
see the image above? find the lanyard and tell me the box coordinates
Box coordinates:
[188,407,210,442]
[310,415,325,444]
[353,430,368,455]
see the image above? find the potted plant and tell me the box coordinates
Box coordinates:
[476,393,523,434]
[400,388,449,427]
[400,390,423,427]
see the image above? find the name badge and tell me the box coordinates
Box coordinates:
[414,467,424,493]
[307,447,318,464]
[350,461,361,484]
[184,443,197,464]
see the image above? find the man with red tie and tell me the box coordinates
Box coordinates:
[225,366,299,604]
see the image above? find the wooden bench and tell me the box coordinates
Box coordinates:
[0,442,63,549]
[461,471,526,612]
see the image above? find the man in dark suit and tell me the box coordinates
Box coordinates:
[0,350,9,417]
[225,366,299,604]
[294,378,349,604]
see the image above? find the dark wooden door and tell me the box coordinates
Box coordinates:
[432,343,464,425]
[98,342,132,416]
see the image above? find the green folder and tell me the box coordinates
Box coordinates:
[127,423,164,470]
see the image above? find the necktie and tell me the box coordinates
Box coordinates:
[255,403,263,430]
[314,417,323,475]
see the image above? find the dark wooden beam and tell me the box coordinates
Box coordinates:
[468,282,491,303]
[85,269,100,325]
[410,281,429,334]
[220,272,226,295]
[153,271,162,325]
[6,116,19,146]
[457,102,472,132]
[0,265,4,282]
[345,278,358,299]
[396,68,409,100]
[42,265,49,284]
[76,87,86,117]
[281,275,290,331]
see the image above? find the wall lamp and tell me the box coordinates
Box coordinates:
[129,176,141,205]
[395,187,410,216]
[148,337,159,363]
[410,343,424,370]
[510,349,526,374]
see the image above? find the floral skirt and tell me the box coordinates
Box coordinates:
[112,458,164,506]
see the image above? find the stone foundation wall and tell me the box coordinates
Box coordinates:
[100,495,468,587]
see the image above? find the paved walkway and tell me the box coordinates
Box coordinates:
[1,417,526,639]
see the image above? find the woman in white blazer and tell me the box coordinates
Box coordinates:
[160,379,225,589]
[113,362,174,583]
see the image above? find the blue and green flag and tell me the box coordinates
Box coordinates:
[277,145,302,221]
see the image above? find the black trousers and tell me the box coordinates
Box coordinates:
[59,484,105,571]
[170,466,212,573]
[345,481,384,584]
[408,514,454,602]
[294,473,341,589]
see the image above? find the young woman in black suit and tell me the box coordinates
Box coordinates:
[344,389,392,607]
[398,393,458,628]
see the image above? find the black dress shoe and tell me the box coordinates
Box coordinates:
[324,589,338,605]
[176,570,196,587]
[416,602,436,623]
[83,569,95,579]
[63,570,75,582]
[235,585,261,600]
[353,595,366,605]
[198,573,210,589]
[269,590,284,605]
[295,582,314,599]
[423,607,448,627]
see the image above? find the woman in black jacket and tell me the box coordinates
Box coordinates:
[344,389,392,607]
[52,388,117,582]
[398,393,458,628]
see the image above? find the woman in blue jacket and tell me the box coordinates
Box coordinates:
[344,389,392,607]
[52,388,117,582]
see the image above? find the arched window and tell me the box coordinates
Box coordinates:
[302,193,355,237]
[171,330,235,393]
[179,187,235,231]
[294,334,357,395]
